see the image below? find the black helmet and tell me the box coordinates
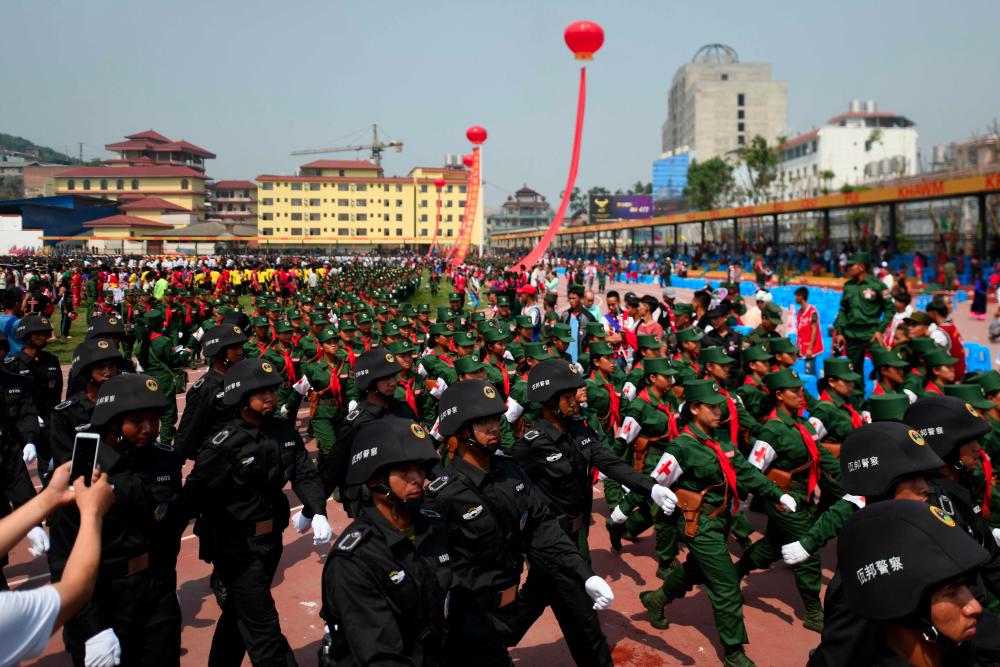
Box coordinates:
[14,314,52,342]
[840,422,945,497]
[69,339,124,383]
[437,379,505,437]
[86,315,126,340]
[838,499,988,622]
[353,347,402,392]
[203,324,249,358]
[345,416,439,485]
[91,373,169,426]
[903,396,991,460]
[222,358,283,406]
[527,358,585,403]
[220,310,252,333]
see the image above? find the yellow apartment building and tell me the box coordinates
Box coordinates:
[256,159,482,249]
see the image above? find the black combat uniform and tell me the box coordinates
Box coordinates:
[6,314,63,468]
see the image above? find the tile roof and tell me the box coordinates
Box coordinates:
[117,197,192,212]
[82,214,174,229]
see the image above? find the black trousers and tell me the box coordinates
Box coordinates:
[445,594,517,667]
[209,541,296,667]
[64,570,181,667]
[511,560,613,667]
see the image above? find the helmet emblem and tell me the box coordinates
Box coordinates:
[908,429,926,446]
[145,378,159,392]
[929,505,956,527]
[261,361,273,373]
[233,326,242,334]
[411,423,427,439]
[966,403,980,417]
[483,385,497,399]
[97,340,110,349]
[385,353,395,363]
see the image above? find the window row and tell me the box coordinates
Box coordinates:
[66,178,190,191]
[260,182,467,194]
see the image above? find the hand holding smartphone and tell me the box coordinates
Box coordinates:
[70,432,101,489]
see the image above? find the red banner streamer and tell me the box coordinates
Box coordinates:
[449,146,480,266]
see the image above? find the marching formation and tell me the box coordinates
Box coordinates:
[0,251,998,667]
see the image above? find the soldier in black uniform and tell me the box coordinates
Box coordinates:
[6,313,63,474]
[0,330,43,473]
[321,347,417,512]
[48,373,185,666]
[320,416,451,666]
[424,380,615,667]
[509,358,677,667]
[86,313,126,349]
[175,324,247,461]
[701,302,744,388]
[185,357,332,667]
[837,500,989,666]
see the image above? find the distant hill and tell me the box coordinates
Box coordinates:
[0,132,80,164]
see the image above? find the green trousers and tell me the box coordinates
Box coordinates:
[660,513,748,647]
[159,390,178,447]
[625,500,679,566]
[739,496,822,606]
[844,334,875,400]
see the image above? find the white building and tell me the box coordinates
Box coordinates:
[777,100,918,199]
[661,44,788,161]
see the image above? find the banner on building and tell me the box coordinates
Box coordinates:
[589,195,653,222]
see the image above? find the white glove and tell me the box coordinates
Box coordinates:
[417,362,428,377]
[84,628,121,667]
[192,327,205,342]
[22,443,37,465]
[134,359,144,372]
[622,382,637,401]
[37,416,45,428]
[430,377,448,399]
[573,363,585,376]
[292,376,312,396]
[26,525,49,557]
[651,485,677,515]
[503,350,514,361]
[584,575,615,610]
[992,528,1000,548]
[311,514,333,545]
[807,417,827,441]
[173,345,184,353]
[348,400,358,413]
[291,510,310,533]
[609,506,628,524]
[504,397,524,424]
[278,405,289,418]
[778,494,797,513]
[781,540,810,565]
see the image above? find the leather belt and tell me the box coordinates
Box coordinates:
[472,584,518,610]
[249,519,274,536]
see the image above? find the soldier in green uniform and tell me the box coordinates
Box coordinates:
[302,327,350,480]
[863,347,914,415]
[296,313,328,362]
[584,341,628,511]
[736,369,844,634]
[495,296,516,335]
[137,309,191,447]
[624,333,661,393]
[969,371,1000,527]
[388,339,436,427]
[547,323,573,362]
[419,323,456,384]
[736,344,772,421]
[638,379,793,667]
[119,289,141,361]
[743,302,783,348]
[671,326,704,378]
[84,269,100,323]
[832,252,892,398]
[244,316,271,358]
[263,319,303,419]
[810,358,866,444]
[768,337,819,411]
[481,327,513,399]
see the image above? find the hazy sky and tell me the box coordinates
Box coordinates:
[4,1,998,208]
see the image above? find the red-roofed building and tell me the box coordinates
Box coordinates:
[53,130,215,220]
[207,180,257,226]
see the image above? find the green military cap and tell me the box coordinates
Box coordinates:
[286,308,303,320]
[448,292,462,301]
[636,333,660,349]
[943,384,994,410]
[676,326,704,343]
[339,319,358,331]
[382,322,402,337]
[454,331,478,347]
[904,311,932,326]
[672,363,697,386]
[589,341,615,357]
[388,299,399,307]
[673,303,693,317]
[162,287,177,296]
[549,323,573,343]
[543,292,558,305]
[824,357,862,382]
[402,304,417,317]
[497,296,510,307]
[523,342,551,361]
[764,368,804,391]
[454,354,486,374]
[356,312,373,324]
[701,346,735,365]
[847,252,870,266]
[684,379,727,405]
[742,345,773,362]
[273,319,293,333]
[924,348,958,367]
[507,341,525,360]
[252,316,269,328]
[428,323,452,336]
[393,316,411,328]
[568,284,584,296]
[643,357,677,377]
[868,394,910,422]
[309,313,329,326]
[317,327,339,343]
[515,315,534,329]
[482,327,508,344]
[761,302,783,325]
[216,306,234,316]
[375,305,389,315]
[871,347,909,368]
[971,370,1000,396]
[909,336,938,356]
[585,322,607,339]
[435,306,451,321]
[267,302,282,312]
[387,339,416,355]
[143,309,164,326]
[417,303,430,313]
[470,312,486,323]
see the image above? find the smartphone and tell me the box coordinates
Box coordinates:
[70,432,101,487]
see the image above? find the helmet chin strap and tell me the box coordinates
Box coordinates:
[372,481,422,513]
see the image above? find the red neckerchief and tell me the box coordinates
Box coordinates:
[347,346,356,370]
[291,333,301,348]
[164,305,173,325]
[150,332,164,341]
[981,451,993,519]
[319,357,343,408]
[820,390,864,428]
[667,307,676,332]
[873,382,886,396]
[924,381,943,396]
[767,407,820,500]
[184,306,193,326]
[681,426,739,511]
[674,352,699,376]
[719,388,740,447]
[437,352,454,367]
[744,375,768,394]
[638,388,679,439]
[198,303,206,318]
[361,336,372,352]
[591,370,621,428]
[126,303,134,321]
[399,375,418,416]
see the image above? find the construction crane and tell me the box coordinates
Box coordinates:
[290,124,403,167]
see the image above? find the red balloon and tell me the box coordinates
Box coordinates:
[434,178,446,189]
[462,154,474,168]
[564,20,604,60]
[466,126,487,145]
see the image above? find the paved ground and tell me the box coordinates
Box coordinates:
[12,274,996,666]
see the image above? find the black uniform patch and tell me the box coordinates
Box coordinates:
[55,399,74,411]
[336,526,370,552]
[523,429,540,441]
[192,377,206,389]
[426,475,450,494]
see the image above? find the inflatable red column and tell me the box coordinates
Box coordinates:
[449,128,486,266]
[426,177,446,256]
[512,20,603,270]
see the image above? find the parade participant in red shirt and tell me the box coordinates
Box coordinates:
[794,287,823,377]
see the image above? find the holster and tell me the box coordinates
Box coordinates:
[766,460,812,493]
[633,437,649,472]
[675,483,725,539]
[424,378,437,392]
[821,441,842,459]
